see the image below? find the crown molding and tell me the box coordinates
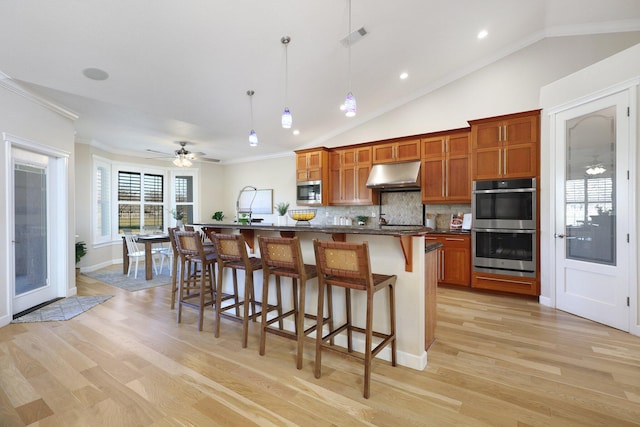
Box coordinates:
[0,71,79,121]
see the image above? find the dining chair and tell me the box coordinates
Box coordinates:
[312,239,397,398]
[124,234,158,279]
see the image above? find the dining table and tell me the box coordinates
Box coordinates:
[122,234,170,280]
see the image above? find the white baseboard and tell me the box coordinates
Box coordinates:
[539,295,552,307]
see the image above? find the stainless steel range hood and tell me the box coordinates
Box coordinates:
[365,161,421,189]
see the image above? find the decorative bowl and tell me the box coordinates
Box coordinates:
[288,209,316,225]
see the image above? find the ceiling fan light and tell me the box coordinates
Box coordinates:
[586,164,606,175]
[344,92,356,117]
[183,158,192,167]
[173,158,182,167]
[281,108,292,128]
[249,129,258,146]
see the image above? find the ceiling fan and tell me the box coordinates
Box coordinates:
[146,141,220,166]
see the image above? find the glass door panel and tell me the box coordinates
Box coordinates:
[14,163,48,296]
[564,106,616,265]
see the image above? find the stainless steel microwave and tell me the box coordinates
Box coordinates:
[296,180,322,205]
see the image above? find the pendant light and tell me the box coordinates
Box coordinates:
[344,0,356,117]
[281,36,293,129]
[247,90,258,146]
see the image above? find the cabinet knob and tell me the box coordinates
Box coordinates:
[554,233,565,239]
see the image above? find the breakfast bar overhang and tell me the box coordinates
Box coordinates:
[196,222,441,371]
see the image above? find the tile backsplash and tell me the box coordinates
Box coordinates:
[310,191,470,229]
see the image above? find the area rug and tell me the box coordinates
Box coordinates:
[11,295,113,323]
[83,264,171,292]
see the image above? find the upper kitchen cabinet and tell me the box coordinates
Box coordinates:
[372,138,421,164]
[296,147,328,182]
[470,110,540,180]
[329,146,378,206]
[421,129,471,204]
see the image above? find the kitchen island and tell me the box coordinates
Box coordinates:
[195,222,440,370]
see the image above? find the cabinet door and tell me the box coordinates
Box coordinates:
[421,158,445,203]
[504,115,538,146]
[356,164,376,204]
[372,143,395,163]
[342,167,356,202]
[441,245,470,286]
[446,155,471,202]
[307,151,323,169]
[473,121,502,150]
[328,152,342,204]
[504,144,537,178]
[296,153,309,181]
[473,147,502,180]
[395,139,421,161]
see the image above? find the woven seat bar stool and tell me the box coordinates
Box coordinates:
[312,239,397,399]
[167,227,181,309]
[258,236,322,369]
[212,233,279,348]
[174,230,217,331]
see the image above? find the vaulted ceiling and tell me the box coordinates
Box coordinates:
[1,0,639,163]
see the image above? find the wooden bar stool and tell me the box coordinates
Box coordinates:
[212,233,279,348]
[312,239,397,399]
[174,230,217,331]
[167,227,181,309]
[258,236,320,369]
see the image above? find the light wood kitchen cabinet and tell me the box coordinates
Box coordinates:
[425,233,471,287]
[329,146,378,206]
[470,110,540,180]
[372,138,421,164]
[421,130,471,204]
[296,147,328,182]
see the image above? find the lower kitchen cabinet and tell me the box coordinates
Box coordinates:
[425,233,470,287]
[472,272,539,296]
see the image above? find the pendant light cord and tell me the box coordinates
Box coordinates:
[347,0,352,92]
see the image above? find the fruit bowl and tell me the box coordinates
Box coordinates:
[288,209,316,225]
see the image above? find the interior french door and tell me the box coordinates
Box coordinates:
[12,147,57,313]
[554,90,631,331]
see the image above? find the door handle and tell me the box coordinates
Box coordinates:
[554,233,565,239]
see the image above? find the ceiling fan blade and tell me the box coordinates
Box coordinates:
[146,148,172,156]
[196,157,221,163]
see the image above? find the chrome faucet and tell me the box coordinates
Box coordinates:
[236,185,257,223]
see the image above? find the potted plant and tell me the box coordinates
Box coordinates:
[356,215,369,226]
[212,211,225,221]
[171,208,185,227]
[275,202,290,225]
[75,241,87,276]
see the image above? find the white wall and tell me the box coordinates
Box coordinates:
[0,84,76,325]
[540,43,640,335]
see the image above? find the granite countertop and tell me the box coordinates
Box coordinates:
[196,222,432,236]
[424,241,442,253]
[426,229,471,235]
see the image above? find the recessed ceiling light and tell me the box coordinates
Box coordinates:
[400,72,409,80]
[477,30,488,39]
[293,130,300,135]
[82,67,109,81]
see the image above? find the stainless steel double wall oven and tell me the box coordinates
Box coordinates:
[472,178,537,277]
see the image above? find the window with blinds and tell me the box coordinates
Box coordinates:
[565,176,613,226]
[117,171,165,233]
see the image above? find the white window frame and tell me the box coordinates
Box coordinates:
[169,169,199,224]
[92,155,112,246]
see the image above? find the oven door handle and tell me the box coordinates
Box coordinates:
[473,228,536,234]
[472,188,535,194]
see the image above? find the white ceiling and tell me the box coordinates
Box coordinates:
[1,0,639,164]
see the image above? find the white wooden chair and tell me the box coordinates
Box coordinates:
[124,234,158,278]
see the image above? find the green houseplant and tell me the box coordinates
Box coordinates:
[212,211,225,221]
[275,202,290,225]
[356,215,369,226]
[75,241,87,264]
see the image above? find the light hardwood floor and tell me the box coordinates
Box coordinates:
[1,274,639,426]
